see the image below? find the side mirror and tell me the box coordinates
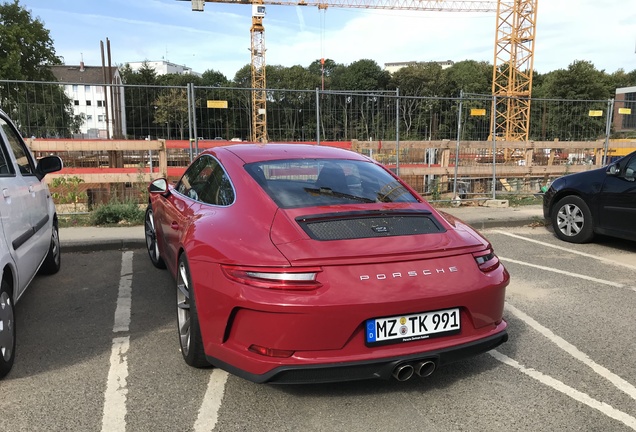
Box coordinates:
[149,178,168,194]
[607,164,620,176]
[35,155,63,180]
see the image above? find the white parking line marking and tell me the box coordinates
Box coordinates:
[113,251,134,333]
[102,336,130,432]
[493,230,636,272]
[505,303,636,403]
[490,350,636,431]
[194,369,229,432]
[500,257,631,290]
[101,251,134,432]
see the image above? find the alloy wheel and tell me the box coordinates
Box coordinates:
[145,209,159,260]
[556,203,584,237]
[177,261,191,356]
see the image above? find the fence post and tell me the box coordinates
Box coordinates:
[187,83,194,162]
[191,83,199,156]
[453,90,463,200]
[315,88,321,145]
[491,95,497,199]
[396,88,400,176]
[602,98,615,165]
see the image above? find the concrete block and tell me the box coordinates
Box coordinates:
[483,199,509,208]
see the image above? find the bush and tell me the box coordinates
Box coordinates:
[91,200,145,226]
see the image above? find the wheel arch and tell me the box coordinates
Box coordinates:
[1,264,15,299]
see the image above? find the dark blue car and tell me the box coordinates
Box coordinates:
[543,150,636,243]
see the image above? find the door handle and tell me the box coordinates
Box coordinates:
[2,188,8,198]
[171,222,179,230]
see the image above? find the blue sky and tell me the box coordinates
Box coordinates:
[18,0,636,80]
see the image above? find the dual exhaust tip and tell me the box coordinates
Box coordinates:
[392,360,436,381]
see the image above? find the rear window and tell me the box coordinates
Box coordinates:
[245,159,418,209]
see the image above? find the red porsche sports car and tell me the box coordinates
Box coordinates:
[145,144,509,384]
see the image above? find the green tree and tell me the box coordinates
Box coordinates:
[441,60,492,97]
[119,61,161,138]
[0,1,83,137]
[531,61,612,141]
[0,0,60,81]
[201,69,229,87]
[390,63,445,139]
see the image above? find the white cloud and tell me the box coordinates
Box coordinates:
[20,0,636,79]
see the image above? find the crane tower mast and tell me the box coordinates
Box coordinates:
[188,0,537,143]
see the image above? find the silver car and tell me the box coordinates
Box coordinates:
[0,109,63,379]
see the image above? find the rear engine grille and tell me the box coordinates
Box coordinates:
[297,211,445,241]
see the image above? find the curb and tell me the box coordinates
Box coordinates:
[61,239,147,254]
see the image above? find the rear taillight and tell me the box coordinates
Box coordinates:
[221,266,322,290]
[473,249,500,273]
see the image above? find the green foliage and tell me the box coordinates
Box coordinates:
[91,200,145,226]
[0,1,80,137]
[0,0,60,81]
[50,176,88,212]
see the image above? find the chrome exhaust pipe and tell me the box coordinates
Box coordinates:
[414,360,436,378]
[392,363,415,381]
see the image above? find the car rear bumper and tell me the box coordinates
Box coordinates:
[206,325,508,384]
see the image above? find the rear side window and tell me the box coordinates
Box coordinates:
[245,159,418,209]
[0,142,12,176]
[0,117,34,175]
[176,155,235,206]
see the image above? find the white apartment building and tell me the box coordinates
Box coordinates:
[126,60,202,77]
[50,63,127,139]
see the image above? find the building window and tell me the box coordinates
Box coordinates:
[85,85,91,92]
[74,100,80,106]
[72,85,78,92]
[98,115,105,122]
[86,100,92,106]
[87,115,93,121]
[97,100,104,107]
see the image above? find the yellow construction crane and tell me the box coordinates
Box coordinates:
[187,0,537,143]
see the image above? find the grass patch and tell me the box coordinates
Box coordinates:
[91,200,145,226]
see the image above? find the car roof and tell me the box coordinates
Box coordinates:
[216,143,369,164]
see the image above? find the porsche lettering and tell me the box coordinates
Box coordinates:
[360,267,459,281]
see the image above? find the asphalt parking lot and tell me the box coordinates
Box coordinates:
[2,225,636,432]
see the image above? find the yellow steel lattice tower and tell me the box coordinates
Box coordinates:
[492,0,538,142]
[251,3,268,142]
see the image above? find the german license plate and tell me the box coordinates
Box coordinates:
[365,308,460,346]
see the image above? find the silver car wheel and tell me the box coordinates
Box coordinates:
[556,203,584,237]
[177,261,191,356]
[0,291,14,362]
[145,209,160,261]
[51,226,60,266]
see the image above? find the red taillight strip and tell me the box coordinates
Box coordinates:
[472,249,500,273]
[221,265,322,290]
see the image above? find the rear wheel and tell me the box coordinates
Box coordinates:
[176,254,210,368]
[145,205,166,269]
[0,279,15,379]
[39,221,61,275]
[552,195,594,243]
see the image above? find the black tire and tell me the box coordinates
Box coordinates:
[176,254,210,368]
[39,221,61,275]
[551,195,594,243]
[145,205,166,269]
[0,279,16,379]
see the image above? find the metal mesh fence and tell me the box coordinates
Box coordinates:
[2,79,635,213]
